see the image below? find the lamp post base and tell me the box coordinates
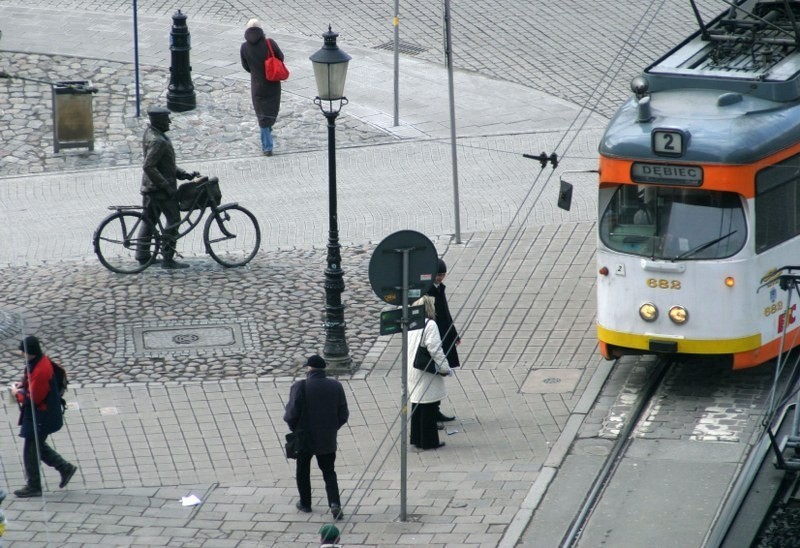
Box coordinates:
[323,354,354,373]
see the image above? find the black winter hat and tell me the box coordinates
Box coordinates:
[437,258,447,274]
[19,335,42,356]
[305,355,327,369]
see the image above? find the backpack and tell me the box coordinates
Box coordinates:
[50,359,68,412]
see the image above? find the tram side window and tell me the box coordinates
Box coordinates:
[756,155,800,253]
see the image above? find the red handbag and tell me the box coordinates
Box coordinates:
[264,38,289,82]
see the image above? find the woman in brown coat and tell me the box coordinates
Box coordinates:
[240,19,284,155]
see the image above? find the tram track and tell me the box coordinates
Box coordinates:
[560,357,673,548]
[707,403,795,547]
[534,353,784,548]
[708,347,800,547]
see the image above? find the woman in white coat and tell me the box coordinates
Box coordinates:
[408,296,451,449]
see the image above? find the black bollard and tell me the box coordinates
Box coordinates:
[166,10,196,112]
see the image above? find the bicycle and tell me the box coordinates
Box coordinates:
[93,175,261,274]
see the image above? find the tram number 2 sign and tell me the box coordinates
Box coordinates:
[652,129,685,157]
[646,278,681,290]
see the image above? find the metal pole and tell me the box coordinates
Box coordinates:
[399,248,410,521]
[393,0,400,126]
[443,0,462,244]
[322,110,352,370]
[133,0,141,117]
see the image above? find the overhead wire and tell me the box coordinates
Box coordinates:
[429,0,671,407]
[330,0,675,529]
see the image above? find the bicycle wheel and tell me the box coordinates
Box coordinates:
[204,204,261,267]
[93,211,159,274]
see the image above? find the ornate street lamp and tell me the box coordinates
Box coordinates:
[310,26,353,370]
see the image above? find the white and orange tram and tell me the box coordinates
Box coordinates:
[596,0,800,369]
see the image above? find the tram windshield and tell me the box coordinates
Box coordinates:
[599,185,746,260]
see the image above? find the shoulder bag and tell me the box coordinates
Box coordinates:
[265,38,290,82]
[413,321,438,374]
[284,380,309,459]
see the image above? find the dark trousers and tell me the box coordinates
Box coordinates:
[137,191,180,261]
[296,452,340,508]
[410,402,440,449]
[23,434,69,489]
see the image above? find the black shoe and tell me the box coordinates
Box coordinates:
[161,259,189,270]
[138,257,160,265]
[14,485,42,498]
[438,423,445,430]
[59,463,77,488]
[330,503,343,521]
[424,442,446,450]
[295,501,312,513]
[436,413,455,422]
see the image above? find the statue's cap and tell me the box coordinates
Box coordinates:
[147,106,171,118]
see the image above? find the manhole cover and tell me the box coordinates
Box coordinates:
[521,368,582,394]
[119,319,260,358]
[374,40,428,55]
[125,321,255,357]
[139,325,239,351]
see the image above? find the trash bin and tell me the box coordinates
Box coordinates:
[52,81,95,153]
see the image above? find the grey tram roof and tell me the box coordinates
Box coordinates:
[600,0,800,165]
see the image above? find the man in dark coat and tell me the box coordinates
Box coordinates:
[284,355,349,520]
[12,336,77,498]
[135,106,197,269]
[240,18,284,155]
[427,258,460,422]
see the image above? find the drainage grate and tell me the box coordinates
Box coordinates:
[374,40,428,56]
[0,310,24,341]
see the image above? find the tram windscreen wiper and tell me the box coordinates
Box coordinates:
[676,230,737,260]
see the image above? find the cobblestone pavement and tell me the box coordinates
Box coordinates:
[1,0,721,176]
[1,51,396,176]
[0,247,381,384]
[0,0,722,119]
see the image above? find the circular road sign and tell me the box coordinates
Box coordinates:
[369,230,438,305]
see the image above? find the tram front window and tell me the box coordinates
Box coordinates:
[599,185,746,260]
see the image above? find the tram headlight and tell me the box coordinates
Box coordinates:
[668,305,688,325]
[639,303,658,322]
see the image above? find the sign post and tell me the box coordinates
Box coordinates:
[368,230,438,521]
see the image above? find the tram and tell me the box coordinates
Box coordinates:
[596,0,800,369]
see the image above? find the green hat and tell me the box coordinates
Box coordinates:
[319,524,340,542]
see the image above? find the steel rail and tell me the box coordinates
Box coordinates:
[705,404,796,547]
[559,357,672,548]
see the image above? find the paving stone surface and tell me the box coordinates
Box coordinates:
[0,1,725,546]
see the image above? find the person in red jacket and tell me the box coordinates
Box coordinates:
[11,336,77,498]
[240,18,284,155]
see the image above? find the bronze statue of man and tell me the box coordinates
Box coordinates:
[135,106,197,269]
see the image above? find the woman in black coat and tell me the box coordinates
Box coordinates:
[427,258,460,422]
[240,19,284,156]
